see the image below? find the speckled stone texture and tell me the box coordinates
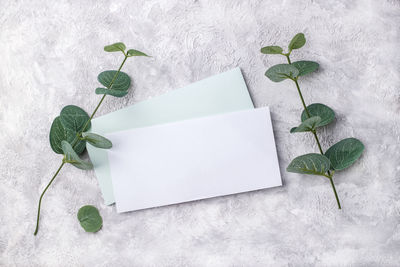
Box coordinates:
[1,0,399,266]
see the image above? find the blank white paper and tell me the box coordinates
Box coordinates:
[106,107,282,213]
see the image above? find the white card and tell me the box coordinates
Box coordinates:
[106,107,282,212]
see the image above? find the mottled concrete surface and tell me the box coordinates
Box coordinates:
[1,0,400,266]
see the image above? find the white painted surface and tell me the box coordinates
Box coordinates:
[1,0,399,266]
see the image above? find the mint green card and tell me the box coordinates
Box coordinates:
[87,68,254,205]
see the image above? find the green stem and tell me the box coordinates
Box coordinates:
[294,79,311,118]
[34,55,129,235]
[286,55,341,209]
[311,130,324,155]
[34,162,65,235]
[285,54,292,64]
[329,176,341,209]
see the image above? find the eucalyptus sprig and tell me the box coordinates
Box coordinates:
[34,42,149,235]
[261,33,364,209]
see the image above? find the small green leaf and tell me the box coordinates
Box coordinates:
[104,42,126,53]
[77,205,103,233]
[288,33,306,50]
[49,117,86,155]
[73,139,86,155]
[292,61,319,76]
[95,87,128,97]
[261,46,283,54]
[290,116,321,133]
[325,138,364,171]
[61,141,93,170]
[49,117,69,154]
[60,105,91,133]
[127,49,149,57]
[58,105,90,155]
[301,103,335,127]
[82,132,112,149]
[97,70,131,91]
[265,64,299,82]
[287,153,331,176]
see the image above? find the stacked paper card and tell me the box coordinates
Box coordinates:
[87,68,282,212]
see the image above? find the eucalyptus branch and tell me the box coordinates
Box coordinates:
[34,60,124,235]
[34,43,149,235]
[285,55,341,208]
[261,33,364,209]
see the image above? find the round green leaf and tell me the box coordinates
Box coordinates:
[95,87,128,97]
[325,138,364,171]
[301,103,335,127]
[97,70,131,91]
[104,42,126,53]
[61,141,93,170]
[60,105,91,133]
[82,132,112,149]
[287,153,331,176]
[73,138,87,155]
[261,46,283,54]
[265,64,299,82]
[77,205,103,233]
[127,49,149,57]
[288,33,306,50]
[49,117,86,155]
[292,61,319,77]
[49,117,69,154]
[290,116,321,133]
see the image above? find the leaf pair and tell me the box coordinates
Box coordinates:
[287,138,364,176]
[291,103,335,133]
[265,61,319,82]
[261,33,319,83]
[104,42,149,57]
[99,42,148,97]
[49,105,90,155]
[95,70,131,97]
[62,141,93,170]
[50,105,112,170]
[261,33,305,55]
[60,133,112,170]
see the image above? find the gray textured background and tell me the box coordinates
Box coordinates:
[1,0,400,266]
